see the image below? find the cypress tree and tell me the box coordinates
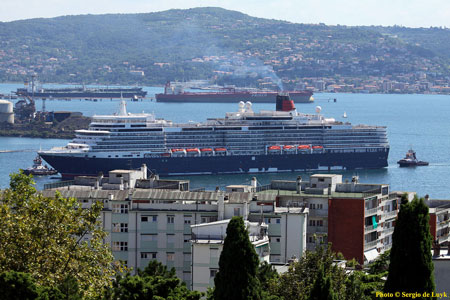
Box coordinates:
[308,264,338,300]
[384,196,435,298]
[213,216,262,300]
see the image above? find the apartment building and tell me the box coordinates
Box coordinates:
[42,168,309,289]
[261,174,407,264]
[426,199,450,247]
[190,219,269,292]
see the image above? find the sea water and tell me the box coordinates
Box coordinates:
[1,83,449,198]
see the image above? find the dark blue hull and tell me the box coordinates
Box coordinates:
[40,150,389,178]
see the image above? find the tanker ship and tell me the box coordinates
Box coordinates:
[155,82,313,103]
[39,94,389,178]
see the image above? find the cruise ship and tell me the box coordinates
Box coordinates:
[38,95,389,178]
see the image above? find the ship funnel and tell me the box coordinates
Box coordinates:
[118,100,127,116]
[276,93,295,112]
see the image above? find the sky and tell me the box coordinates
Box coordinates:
[1,0,450,28]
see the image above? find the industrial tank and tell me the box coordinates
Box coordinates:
[0,100,14,124]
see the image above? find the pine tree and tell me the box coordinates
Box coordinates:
[384,196,435,298]
[213,216,262,300]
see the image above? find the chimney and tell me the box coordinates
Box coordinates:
[296,176,302,194]
[141,164,148,180]
[218,195,225,221]
[251,177,257,190]
[276,93,295,112]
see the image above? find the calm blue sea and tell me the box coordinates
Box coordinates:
[1,82,449,198]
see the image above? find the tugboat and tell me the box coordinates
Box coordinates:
[397,149,429,167]
[23,155,58,176]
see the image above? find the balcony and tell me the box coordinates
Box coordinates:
[383,227,395,234]
[364,225,377,233]
[364,240,377,251]
[438,220,450,229]
[365,207,378,216]
[384,211,397,219]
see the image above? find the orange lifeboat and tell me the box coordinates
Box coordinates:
[200,148,213,156]
[312,145,324,153]
[171,148,186,156]
[268,145,282,154]
[171,148,185,153]
[268,145,281,150]
[214,147,227,156]
[298,145,311,149]
[186,148,200,157]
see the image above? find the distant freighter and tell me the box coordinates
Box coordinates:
[15,83,147,100]
[38,94,389,178]
[155,81,313,103]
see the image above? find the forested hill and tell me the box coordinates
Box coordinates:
[0,7,449,87]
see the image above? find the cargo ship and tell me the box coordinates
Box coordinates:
[38,94,389,178]
[155,81,313,103]
[15,79,147,99]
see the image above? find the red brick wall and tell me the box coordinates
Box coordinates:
[429,213,437,240]
[328,198,365,264]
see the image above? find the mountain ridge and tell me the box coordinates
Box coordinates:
[0,7,448,89]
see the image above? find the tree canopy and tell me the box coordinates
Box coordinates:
[0,172,119,299]
[105,260,202,300]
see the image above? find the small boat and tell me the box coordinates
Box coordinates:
[23,155,58,176]
[268,145,282,154]
[397,149,429,167]
[283,145,296,153]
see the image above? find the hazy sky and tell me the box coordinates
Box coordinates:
[1,0,450,28]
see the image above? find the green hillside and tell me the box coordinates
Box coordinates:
[0,7,449,88]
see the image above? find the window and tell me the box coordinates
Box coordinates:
[210,248,219,258]
[264,218,270,224]
[210,269,219,278]
[141,252,157,259]
[167,234,175,243]
[234,207,241,216]
[112,203,128,214]
[112,241,128,251]
[184,217,191,224]
[112,223,128,232]
[309,203,316,209]
[141,215,157,222]
[184,235,191,243]
[318,203,323,209]
[167,215,175,224]
[201,216,218,223]
[276,238,281,243]
[167,253,175,261]
[141,234,157,241]
[309,220,316,226]
[276,218,281,224]
[183,272,191,281]
[308,236,314,243]
[318,220,323,227]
